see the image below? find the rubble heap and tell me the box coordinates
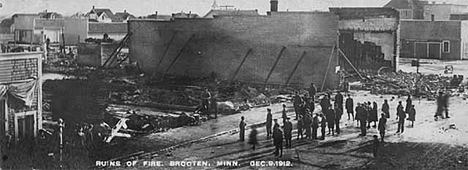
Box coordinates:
[363,70,464,97]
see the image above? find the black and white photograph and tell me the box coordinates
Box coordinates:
[1,0,468,169]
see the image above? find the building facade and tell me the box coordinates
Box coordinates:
[0,52,43,142]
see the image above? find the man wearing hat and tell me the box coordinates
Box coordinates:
[309,83,317,103]
[239,116,247,141]
[284,118,293,148]
[266,108,273,138]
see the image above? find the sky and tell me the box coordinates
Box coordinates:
[0,0,467,18]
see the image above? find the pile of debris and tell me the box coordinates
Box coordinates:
[362,70,465,97]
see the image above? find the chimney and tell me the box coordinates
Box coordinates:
[431,14,435,21]
[270,0,278,12]
[92,5,95,9]
[124,10,127,13]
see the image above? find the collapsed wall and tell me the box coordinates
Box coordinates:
[128,12,340,89]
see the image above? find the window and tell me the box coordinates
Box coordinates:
[102,15,105,20]
[443,41,450,53]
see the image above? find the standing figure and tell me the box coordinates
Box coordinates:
[407,105,416,127]
[443,91,450,119]
[293,92,303,120]
[266,108,273,139]
[334,103,343,134]
[382,99,390,118]
[273,126,283,157]
[320,114,327,140]
[210,95,218,119]
[371,102,378,128]
[312,114,319,139]
[309,83,317,102]
[284,118,293,148]
[435,91,444,119]
[304,95,314,113]
[335,91,344,112]
[297,116,304,140]
[248,127,258,150]
[366,102,372,129]
[396,102,406,134]
[201,88,211,116]
[282,104,288,124]
[373,135,380,158]
[355,103,362,127]
[273,119,280,135]
[320,95,331,114]
[326,107,336,135]
[405,95,412,114]
[239,116,247,141]
[346,94,354,120]
[396,101,404,120]
[303,114,312,139]
[378,113,387,143]
[357,103,368,136]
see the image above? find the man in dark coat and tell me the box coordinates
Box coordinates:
[382,99,390,118]
[266,108,273,139]
[320,114,327,140]
[293,92,303,120]
[297,116,304,140]
[304,94,315,113]
[357,103,368,136]
[312,114,319,139]
[335,91,344,111]
[201,88,211,116]
[282,104,288,124]
[239,116,247,141]
[326,107,335,135]
[334,103,343,134]
[284,118,293,148]
[407,105,416,127]
[396,102,406,133]
[443,91,450,119]
[345,94,354,120]
[320,95,331,114]
[273,126,283,157]
[405,95,412,114]
[309,83,317,102]
[303,114,312,139]
[378,113,387,142]
[273,119,280,134]
[396,101,404,120]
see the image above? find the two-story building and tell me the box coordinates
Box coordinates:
[86,6,114,23]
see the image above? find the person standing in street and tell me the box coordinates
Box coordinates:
[266,108,273,139]
[435,91,444,120]
[312,114,319,139]
[396,101,404,120]
[239,116,247,141]
[334,103,343,134]
[284,118,293,148]
[282,104,288,124]
[371,101,378,128]
[320,114,327,140]
[273,125,283,157]
[396,102,406,134]
[320,95,331,114]
[335,91,344,112]
[293,92,303,120]
[382,99,390,118]
[326,107,336,136]
[248,127,258,150]
[303,114,312,139]
[407,105,416,127]
[201,88,211,116]
[346,94,354,120]
[355,102,361,127]
[443,91,450,119]
[405,95,412,114]
[357,103,368,136]
[297,115,304,140]
[309,83,317,102]
[378,113,387,143]
[273,119,280,135]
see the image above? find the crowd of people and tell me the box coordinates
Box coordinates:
[238,83,429,157]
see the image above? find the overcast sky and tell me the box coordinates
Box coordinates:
[0,0,467,17]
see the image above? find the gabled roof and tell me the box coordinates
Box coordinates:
[384,0,413,9]
[88,8,114,19]
[89,23,127,33]
[203,9,259,18]
[113,12,136,22]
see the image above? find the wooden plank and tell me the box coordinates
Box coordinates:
[163,34,195,76]
[152,31,178,77]
[338,48,364,80]
[230,49,252,82]
[321,45,335,92]
[284,51,307,86]
[106,33,132,68]
[102,33,131,68]
[264,46,286,86]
